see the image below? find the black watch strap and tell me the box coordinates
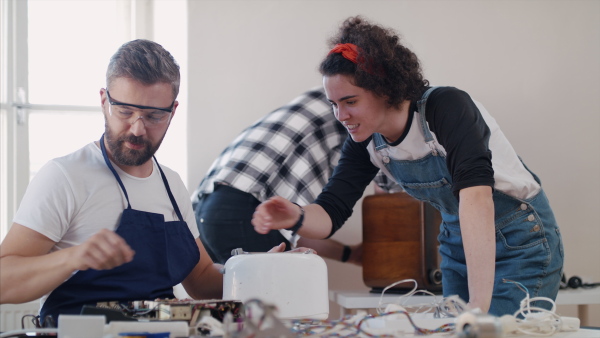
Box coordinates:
[286,202,304,235]
[341,245,352,262]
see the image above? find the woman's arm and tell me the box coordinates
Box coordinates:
[251,197,333,239]
[459,185,495,313]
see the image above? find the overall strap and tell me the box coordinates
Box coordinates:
[416,86,441,143]
[373,133,389,150]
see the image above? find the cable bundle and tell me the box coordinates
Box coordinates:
[504,279,580,336]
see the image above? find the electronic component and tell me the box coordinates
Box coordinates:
[455,312,505,338]
[92,299,243,327]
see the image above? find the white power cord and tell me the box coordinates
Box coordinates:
[376,279,442,314]
[456,280,581,337]
[0,328,58,337]
[506,279,580,336]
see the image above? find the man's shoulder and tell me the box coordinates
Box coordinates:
[53,141,98,160]
[49,142,101,171]
[263,88,332,123]
[152,161,188,195]
[153,161,182,181]
[38,142,115,189]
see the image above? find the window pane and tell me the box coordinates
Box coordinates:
[28,111,105,179]
[27,0,128,106]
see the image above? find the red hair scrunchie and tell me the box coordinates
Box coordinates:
[328,43,360,64]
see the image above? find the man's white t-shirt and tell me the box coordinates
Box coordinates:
[13,141,199,253]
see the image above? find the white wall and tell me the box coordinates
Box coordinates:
[186,0,600,324]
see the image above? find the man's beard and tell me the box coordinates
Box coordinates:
[105,128,162,166]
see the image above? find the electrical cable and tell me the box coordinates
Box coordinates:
[503,279,580,336]
[0,328,58,338]
[455,279,581,338]
[376,279,442,315]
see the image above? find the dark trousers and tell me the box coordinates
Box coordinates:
[193,185,291,264]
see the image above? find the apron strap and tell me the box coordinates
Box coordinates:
[99,134,184,222]
[100,134,131,209]
[155,157,184,222]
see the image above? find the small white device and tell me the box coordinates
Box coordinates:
[57,315,104,338]
[222,250,329,320]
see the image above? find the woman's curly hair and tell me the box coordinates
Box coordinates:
[319,16,429,108]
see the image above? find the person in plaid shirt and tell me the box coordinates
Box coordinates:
[192,87,396,264]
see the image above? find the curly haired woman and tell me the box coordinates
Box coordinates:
[251,16,563,316]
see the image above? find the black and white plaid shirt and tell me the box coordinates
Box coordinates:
[192,87,349,205]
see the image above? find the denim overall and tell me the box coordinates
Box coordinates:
[373,87,563,316]
[40,134,200,323]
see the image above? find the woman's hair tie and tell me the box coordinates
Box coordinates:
[328,43,360,64]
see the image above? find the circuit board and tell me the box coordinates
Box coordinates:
[94,299,243,326]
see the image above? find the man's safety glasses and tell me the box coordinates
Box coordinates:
[106,89,174,128]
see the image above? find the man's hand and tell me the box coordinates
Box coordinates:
[71,229,135,271]
[0,225,135,304]
[268,242,287,253]
[267,242,317,254]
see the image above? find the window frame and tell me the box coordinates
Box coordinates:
[0,0,167,239]
[1,0,29,239]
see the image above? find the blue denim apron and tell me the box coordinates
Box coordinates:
[373,87,563,316]
[40,134,200,323]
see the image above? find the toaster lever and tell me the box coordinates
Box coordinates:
[231,248,249,256]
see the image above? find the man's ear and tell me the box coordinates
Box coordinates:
[100,88,108,105]
[100,88,108,114]
[170,100,179,118]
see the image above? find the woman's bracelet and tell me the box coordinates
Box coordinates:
[286,202,304,235]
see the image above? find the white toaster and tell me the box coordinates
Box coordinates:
[222,251,329,320]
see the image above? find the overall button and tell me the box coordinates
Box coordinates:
[520,203,528,210]
[527,214,535,222]
[383,156,390,164]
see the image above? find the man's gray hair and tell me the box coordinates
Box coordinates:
[106,39,180,100]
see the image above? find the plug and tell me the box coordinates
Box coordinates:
[383,303,407,313]
[455,312,504,338]
[558,316,580,332]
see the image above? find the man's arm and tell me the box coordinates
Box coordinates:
[180,238,224,300]
[0,224,134,304]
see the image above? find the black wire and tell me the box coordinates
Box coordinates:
[42,315,56,328]
[20,314,39,329]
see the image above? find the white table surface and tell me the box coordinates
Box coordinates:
[320,310,600,337]
[330,287,600,327]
